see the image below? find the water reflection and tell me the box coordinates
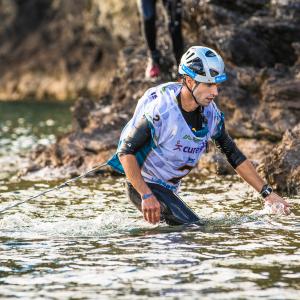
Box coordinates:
[0,101,72,179]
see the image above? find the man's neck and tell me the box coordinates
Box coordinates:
[179,87,199,112]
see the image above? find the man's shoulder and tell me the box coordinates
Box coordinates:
[139,82,181,112]
[159,81,182,95]
[144,82,181,99]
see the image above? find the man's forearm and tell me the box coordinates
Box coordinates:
[235,159,265,193]
[119,154,152,196]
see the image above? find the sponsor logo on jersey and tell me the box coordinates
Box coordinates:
[173,140,207,153]
[183,134,201,143]
[183,146,203,154]
[187,157,195,164]
[173,140,183,151]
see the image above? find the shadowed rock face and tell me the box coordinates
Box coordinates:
[259,123,300,195]
[12,0,53,38]
[0,0,139,100]
[184,0,300,66]
[6,0,299,194]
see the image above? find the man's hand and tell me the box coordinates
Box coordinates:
[264,192,291,215]
[142,195,161,224]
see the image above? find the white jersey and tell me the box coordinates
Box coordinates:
[108,82,224,192]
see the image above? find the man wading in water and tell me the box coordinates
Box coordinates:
[107,46,291,225]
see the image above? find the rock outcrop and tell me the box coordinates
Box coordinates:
[259,123,300,195]
[0,0,139,100]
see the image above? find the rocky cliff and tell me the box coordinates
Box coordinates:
[0,0,139,100]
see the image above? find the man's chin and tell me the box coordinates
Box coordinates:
[201,99,214,106]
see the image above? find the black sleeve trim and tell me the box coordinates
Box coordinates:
[117,115,151,156]
[214,123,247,169]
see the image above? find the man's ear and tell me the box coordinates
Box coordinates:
[185,76,193,88]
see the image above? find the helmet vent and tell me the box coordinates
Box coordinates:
[209,69,219,77]
[188,58,206,76]
[186,52,194,60]
[205,50,216,57]
[187,56,201,64]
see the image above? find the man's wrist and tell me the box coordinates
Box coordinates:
[141,193,153,200]
[260,184,273,199]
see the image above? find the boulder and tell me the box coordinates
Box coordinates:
[259,123,300,195]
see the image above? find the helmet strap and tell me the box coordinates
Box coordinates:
[182,77,207,127]
[183,77,201,107]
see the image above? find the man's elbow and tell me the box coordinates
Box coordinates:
[118,152,127,163]
[229,153,247,169]
[118,152,134,164]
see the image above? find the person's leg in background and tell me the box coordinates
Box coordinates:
[163,0,184,65]
[137,0,161,78]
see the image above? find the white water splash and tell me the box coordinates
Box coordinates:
[0,211,152,238]
[261,202,288,215]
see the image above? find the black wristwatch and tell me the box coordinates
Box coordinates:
[260,184,273,199]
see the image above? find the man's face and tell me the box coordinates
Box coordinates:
[191,81,219,107]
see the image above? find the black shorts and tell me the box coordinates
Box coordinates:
[125,181,203,226]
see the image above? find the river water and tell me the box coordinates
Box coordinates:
[0,101,299,299]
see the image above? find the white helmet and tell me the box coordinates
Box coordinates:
[178,46,227,84]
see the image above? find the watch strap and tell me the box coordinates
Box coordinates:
[260,184,273,198]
